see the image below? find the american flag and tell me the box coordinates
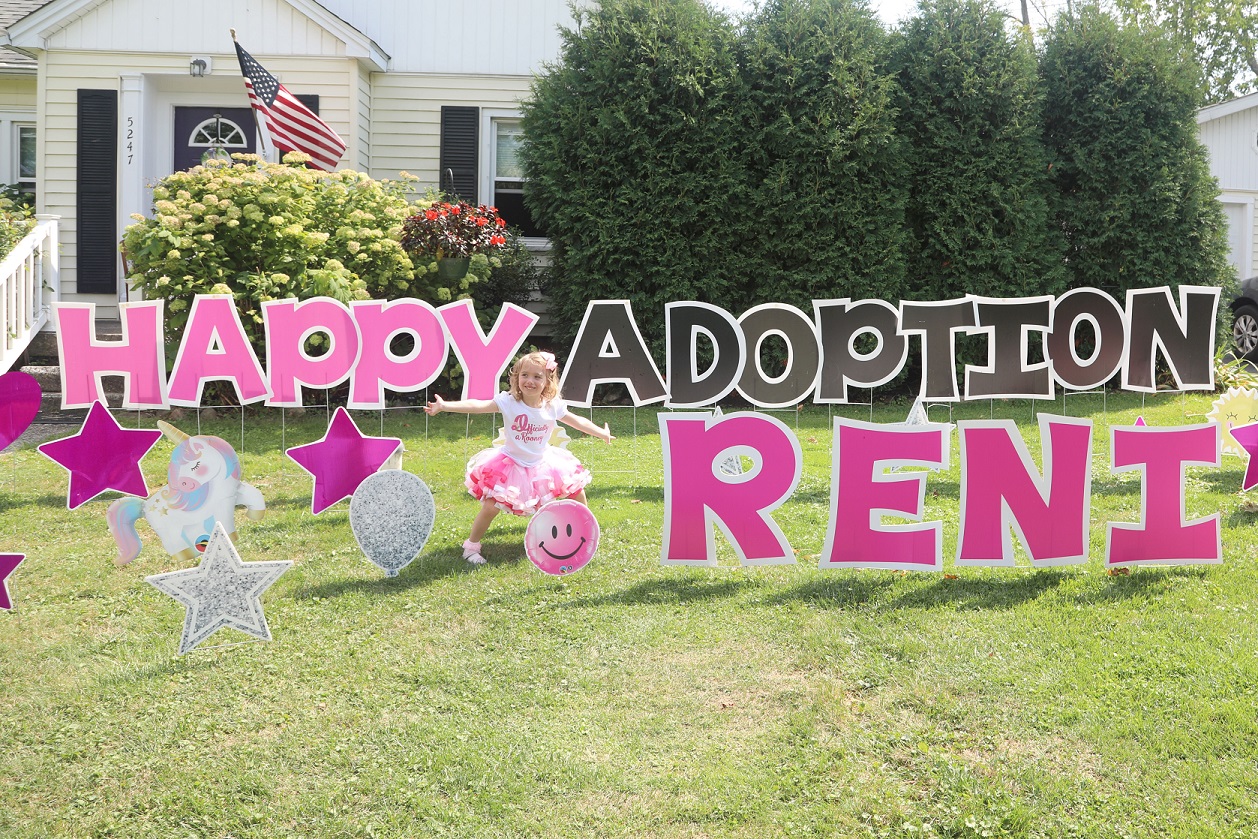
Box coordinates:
[233,38,346,171]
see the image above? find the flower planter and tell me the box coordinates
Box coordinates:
[436,257,471,282]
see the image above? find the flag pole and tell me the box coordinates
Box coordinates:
[231,28,271,160]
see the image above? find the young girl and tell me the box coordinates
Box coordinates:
[424,351,614,565]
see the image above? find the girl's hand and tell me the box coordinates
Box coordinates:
[602,423,615,444]
[424,395,446,416]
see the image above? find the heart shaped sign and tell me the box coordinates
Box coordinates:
[0,371,42,452]
[349,469,435,577]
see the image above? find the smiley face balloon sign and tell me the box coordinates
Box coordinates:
[525,500,600,576]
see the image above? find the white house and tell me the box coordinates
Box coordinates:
[1198,90,1258,282]
[1,0,587,320]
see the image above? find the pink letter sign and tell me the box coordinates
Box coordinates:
[167,295,270,406]
[957,415,1093,567]
[348,299,449,409]
[439,301,537,401]
[658,411,802,566]
[1106,423,1222,566]
[56,301,168,409]
[263,297,360,407]
[821,418,949,571]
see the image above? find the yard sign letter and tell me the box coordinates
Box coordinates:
[820,418,949,571]
[658,411,802,566]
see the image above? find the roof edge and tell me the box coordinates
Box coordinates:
[1198,91,1258,125]
[6,0,389,70]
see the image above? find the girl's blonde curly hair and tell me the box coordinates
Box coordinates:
[508,351,561,404]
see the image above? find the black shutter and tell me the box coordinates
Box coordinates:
[439,106,478,203]
[76,89,118,295]
[294,93,319,114]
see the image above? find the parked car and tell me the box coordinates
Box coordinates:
[1233,275,1258,359]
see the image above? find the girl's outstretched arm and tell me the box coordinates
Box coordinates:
[425,395,498,415]
[559,411,614,443]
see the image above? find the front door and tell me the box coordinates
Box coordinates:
[173,107,256,171]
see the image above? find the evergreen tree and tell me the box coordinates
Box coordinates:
[892,0,1065,302]
[520,0,744,352]
[733,0,909,311]
[1040,5,1231,296]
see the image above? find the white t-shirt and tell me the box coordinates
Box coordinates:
[495,391,567,467]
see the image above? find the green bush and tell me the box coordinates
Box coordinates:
[0,194,35,262]
[471,228,545,317]
[1040,6,1232,297]
[123,153,424,351]
[891,0,1065,303]
[521,0,746,353]
[733,0,909,310]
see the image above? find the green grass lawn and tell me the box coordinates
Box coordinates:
[3,393,1257,838]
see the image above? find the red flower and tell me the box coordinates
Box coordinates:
[401,199,512,259]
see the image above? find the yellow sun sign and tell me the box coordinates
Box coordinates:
[1206,386,1258,457]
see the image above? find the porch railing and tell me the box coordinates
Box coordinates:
[0,214,59,373]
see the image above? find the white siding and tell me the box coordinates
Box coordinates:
[1200,110,1258,193]
[1221,199,1256,279]
[0,76,37,194]
[320,0,586,74]
[356,62,371,171]
[46,0,348,58]
[369,73,533,190]
[0,76,37,109]
[40,50,358,310]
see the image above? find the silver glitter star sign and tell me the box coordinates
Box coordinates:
[146,523,292,655]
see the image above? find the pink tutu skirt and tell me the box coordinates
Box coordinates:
[465,447,591,516]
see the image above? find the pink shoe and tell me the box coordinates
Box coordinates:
[462,540,486,566]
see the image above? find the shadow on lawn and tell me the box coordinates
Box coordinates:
[549,561,1217,615]
[1072,564,1210,604]
[869,571,1072,611]
[104,655,219,684]
[0,492,68,512]
[296,549,475,600]
[555,576,755,609]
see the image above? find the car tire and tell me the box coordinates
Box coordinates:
[1234,303,1258,359]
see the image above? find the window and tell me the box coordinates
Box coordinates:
[483,113,545,240]
[0,114,36,197]
[17,125,35,183]
[188,115,248,149]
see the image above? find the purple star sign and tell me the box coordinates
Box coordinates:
[286,407,401,514]
[38,402,162,508]
[0,554,24,610]
[1231,420,1258,491]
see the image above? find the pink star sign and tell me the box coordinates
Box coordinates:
[38,402,162,508]
[0,370,42,452]
[1230,420,1258,491]
[0,554,24,610]
[286,407,401,514]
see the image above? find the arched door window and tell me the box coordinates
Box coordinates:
[188,115,248,149]
[173,107,257,171]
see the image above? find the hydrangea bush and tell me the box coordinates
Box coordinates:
[124,155,544,402]
[0,193,35,262]
[123,153,471,352]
